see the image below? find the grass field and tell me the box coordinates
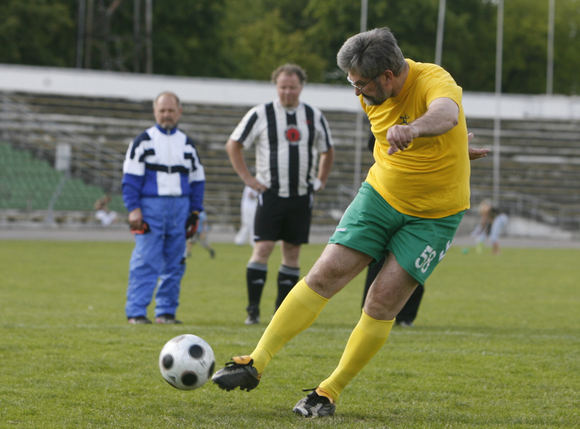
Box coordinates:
[0,239,578,428]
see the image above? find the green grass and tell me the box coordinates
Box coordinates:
[0,240,578,428]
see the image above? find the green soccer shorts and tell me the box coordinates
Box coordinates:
[328,182,464,284]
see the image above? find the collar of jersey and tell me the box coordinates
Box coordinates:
[275,98,300,114]
[155,124,178,135]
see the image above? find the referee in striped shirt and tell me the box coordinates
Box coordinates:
[226,64,335,325]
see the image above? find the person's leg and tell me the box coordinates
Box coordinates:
[362,256,385,307]
[275,241,301,309]
[249,244,370,371]
[244,191,285,323]
[215,244,371,380]
[198,230,216,258]
[245,240,276,324]
[310,209,464,406]
[248,204,257,245]
[239,195,257,244]
[395,283,424,326]
[489,214,508,255]
[125,232,164,319]
[366,257,423,326]
[125,199,165,320]
[235,205,250,245]
[155,198,188,319]
[317,253,417,402]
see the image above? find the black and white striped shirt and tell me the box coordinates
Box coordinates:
[230,99,334,198]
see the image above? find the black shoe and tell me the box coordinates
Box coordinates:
[127,316,152,325]
[245,305,260,325]
[155,314,182,324]
[293,388,336,418]
[212,356,260,391]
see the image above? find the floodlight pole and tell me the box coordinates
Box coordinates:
[84,0,94,69]
[434,0,446,65]
[493,0,504,207]
[133,0,141,72]
[76,0,86,68]
[546,0,555,95]
[145,0,153,73]
[353,0,368,194]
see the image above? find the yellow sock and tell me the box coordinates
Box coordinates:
[319,310,394,401]
[250,279,328,374]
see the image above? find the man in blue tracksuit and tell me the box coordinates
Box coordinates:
[122,91,205,324]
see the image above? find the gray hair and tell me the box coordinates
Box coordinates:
[337,27,406,78]
[153,91,181,108]
[271,63,307,85]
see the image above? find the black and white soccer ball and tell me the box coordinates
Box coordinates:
[158,334,215,390]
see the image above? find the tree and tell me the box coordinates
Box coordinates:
[0,0,75,67]
[219,0,328,81]
[553,0,580,94]
[0,0,578,95]
[440,0,497,92]
[152,0,229,77]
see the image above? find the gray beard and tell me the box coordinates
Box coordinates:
[363,94,386,106]
[362,87,388,106]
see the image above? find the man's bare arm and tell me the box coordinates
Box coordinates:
[386,97,459,155]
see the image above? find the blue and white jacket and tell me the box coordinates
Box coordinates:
[122,124,205,213]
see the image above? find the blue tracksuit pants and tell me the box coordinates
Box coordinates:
[125,196,189,318]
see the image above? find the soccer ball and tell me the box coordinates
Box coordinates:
[158,334,215,390]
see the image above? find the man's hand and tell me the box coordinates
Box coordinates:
[386,124,419,155]
[185,211,200,238]
[468,147,490,160]
[467,132,490,160]
[245,177,268,193]
[128,208,143,231]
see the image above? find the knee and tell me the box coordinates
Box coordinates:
[304,264,341,297]
[305,270,326,290]
[363,293,398,320]
[251,242,275,263]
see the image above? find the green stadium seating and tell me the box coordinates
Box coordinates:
[0,142,121,216]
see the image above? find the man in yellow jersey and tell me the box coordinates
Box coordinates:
[213,27,473,418]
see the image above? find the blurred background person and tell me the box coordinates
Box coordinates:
[94,194,118,226]
[186,210,215,258]
[234,185,259,246]
[472,199,509,254]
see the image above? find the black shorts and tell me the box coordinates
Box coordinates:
[254,190,313,244]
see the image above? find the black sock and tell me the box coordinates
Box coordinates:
[246,262,267,313]
[275,265,299,310]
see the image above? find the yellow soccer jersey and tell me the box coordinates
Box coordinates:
[363,59,470,218]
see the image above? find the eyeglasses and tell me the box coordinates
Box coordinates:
[347,72,382,91]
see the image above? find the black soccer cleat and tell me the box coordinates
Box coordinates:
[293,388,336,418]
[244,305,260,325]
[212,356,260,391]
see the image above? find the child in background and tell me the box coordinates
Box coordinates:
[472,199,509,254]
